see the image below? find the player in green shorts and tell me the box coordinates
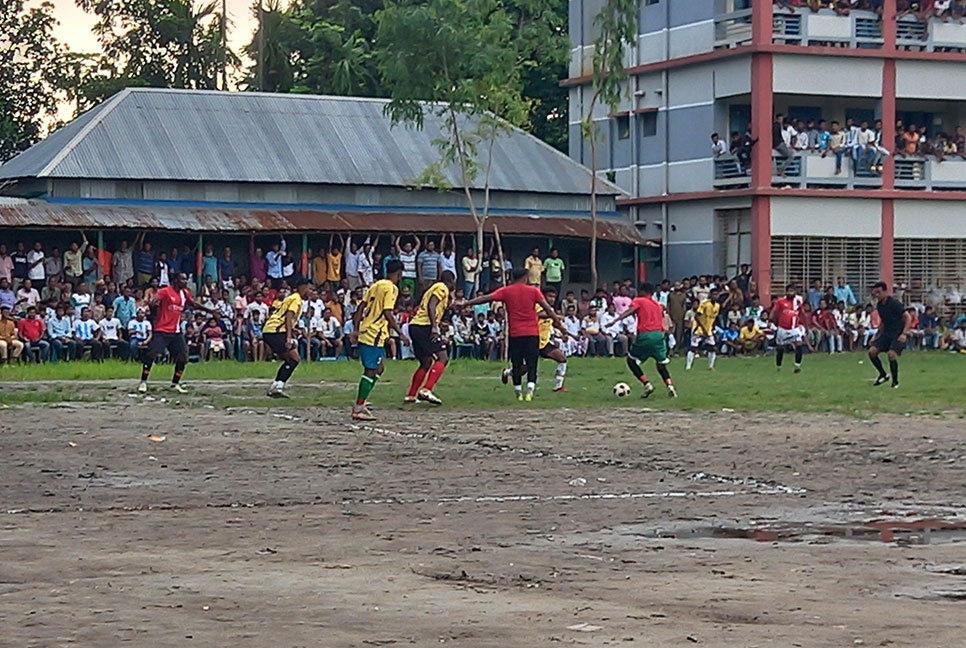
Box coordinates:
[612,282,677,398]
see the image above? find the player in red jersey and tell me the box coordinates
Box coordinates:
[612,282,677,398]
[770,283,805,373]
[138,273,217,394]
[460,268,563,401]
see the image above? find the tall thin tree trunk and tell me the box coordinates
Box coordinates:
[590,130,598,293]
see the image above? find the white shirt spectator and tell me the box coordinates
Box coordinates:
[128,318,152,341]
[439,251,457,277]
[711,139,727,157]
[16,287,40,308]
[358,251,374,285]
[621,315,637,336]
[345,249,361,278]
[782,124,797,147]
[857,128,875,147]
[314,315,341,338]
[794,131,809,151]
[656,289,670,307]
[600,311,623,337]
[100,316,122,340]
[246,301,269,323]
[27,250,45,281]
[307,298,326,320]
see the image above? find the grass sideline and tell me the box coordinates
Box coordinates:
[0,352,962,416]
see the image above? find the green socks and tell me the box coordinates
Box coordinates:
[356,374,378,405]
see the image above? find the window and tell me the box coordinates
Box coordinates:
[644,0,660,4]
[845,108,876,126]
[639,111,657,138]
[716,209,751,278]
[771,237,880,299]
[787,105,822,124]
[616,114,630,140]
[729,104,750,136]
[895,239,966,318]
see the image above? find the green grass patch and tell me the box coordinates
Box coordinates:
[0,352,963,416]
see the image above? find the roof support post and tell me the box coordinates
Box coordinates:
[301,234,308,278]
[196,234,203,293]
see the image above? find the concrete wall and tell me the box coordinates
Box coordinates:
[897,60,966,100]
[770,197,881,237]
[895,199,966,238]
[773,55,883,97]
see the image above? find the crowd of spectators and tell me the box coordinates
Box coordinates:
[1,232,964,365]
[774,0,966,22]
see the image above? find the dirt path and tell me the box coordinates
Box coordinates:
[1,398,964,647]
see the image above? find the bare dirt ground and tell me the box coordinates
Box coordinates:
[1,391,965,647]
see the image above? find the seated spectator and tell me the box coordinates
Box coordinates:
[562,305,585,357]
[72,306,108,361]
[581,306,608,357]
[127,309,152,362]
[720,322,741,356]
[244,310,266,361]
[599,303,627,357]
[313,308,344,359]
[825,121,846,175]
[905,307,925,349]
[203,317,227,360]
[0,305,23,364]
[473,312,495,360]
[920,305,939,349]
[15,278,40,312]
[739,319,766,355]
[950,320,966,352]
[99,306,125,359]
[18,305,49,362]
[47,304,75,362]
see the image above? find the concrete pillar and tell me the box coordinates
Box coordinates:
[750,43,773,303]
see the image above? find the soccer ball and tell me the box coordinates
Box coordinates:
[613,382,631,397]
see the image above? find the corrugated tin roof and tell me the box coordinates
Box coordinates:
[0,200,654,245]
[0,88,624,196]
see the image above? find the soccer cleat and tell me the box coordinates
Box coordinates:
[794,365,802,374]
[137,381,148,394]
[776,366,781,372]
[641,382,655,399]
[169,384,187,394]
[268,388,290,399]
[501,368,510,385]
[524,393,533,402]
[892,382,900,389]
[351,407,376,421]
[417,388,442,405]
[666,385,678,398]
[403,396,417,404]
[516,393,524,401]
[552,386,567,392]
[873,375,890,386]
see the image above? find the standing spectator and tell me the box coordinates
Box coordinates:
[733,264,752,294]
[71,283,93,312]
[218,246,235,289]
[72,307,107,361]
[100,306,125,359]
[199,244,217,287]
[872,119,890,173]
[439,234,457,280]
[544,249,565,299]
[44,247,63,284]
[358,237,378,287]
[901,123,920,157]
[325,233,344,288]
[461,247,480,299]
[249,236,268,284]
[18,306,49,363]
[128,309,152,361]
[112,239,135,286]
[155,250,171,287]
[524,247,544,286]
[11,242,28,289]
[345,235,361,289]
[417,237,441,294]
[15,278,40,311]
[266,236,287,286]
[47,305,74,361]
[26,241,45,289]
[667,283,688,350]
[0,306,24,364]
[112,285,138,327]
[833,276,857,307]
[82,245,100,289]
[0,244,13,284]
[135,234,155,287]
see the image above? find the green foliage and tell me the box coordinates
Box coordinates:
[0,0,66,162]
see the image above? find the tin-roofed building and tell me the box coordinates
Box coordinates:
[0,88,647,290]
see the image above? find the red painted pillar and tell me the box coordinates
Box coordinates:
[882,0,898,49]
[750,38,774,303]
[881,200,895,288]
[880,3,897,289]
[752,0,774,46]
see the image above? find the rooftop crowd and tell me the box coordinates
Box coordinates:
[0,232,964,365]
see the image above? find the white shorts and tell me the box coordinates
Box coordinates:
[776,327,804,347]
[690,333,715,348]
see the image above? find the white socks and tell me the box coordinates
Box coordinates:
[526,381,535,395]
[686,350,695,370]
[708,351,716,369]
[554,363,567,389]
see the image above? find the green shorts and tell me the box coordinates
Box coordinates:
[629,331,669,364]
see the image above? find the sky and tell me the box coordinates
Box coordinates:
[49,0,258,60]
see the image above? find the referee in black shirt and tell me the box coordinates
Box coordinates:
[868,281,911,388]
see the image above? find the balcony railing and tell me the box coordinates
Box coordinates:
[713,153,966,190]
[714,7,966,51]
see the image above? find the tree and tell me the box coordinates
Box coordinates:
[0,0,66,162]
[581,0,636,291]
[375,0,558,264]
[75,0,237,91]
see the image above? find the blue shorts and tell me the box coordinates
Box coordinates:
[359,344,386,371]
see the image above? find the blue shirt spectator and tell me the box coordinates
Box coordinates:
[807,284,823,310]
[217,256,234,284]
[266,238,286,280]
[418,249,441,282]
[833,281,856,307]
[47,314,72,339]
[112,294,138,326]
[0,284,14,309]
[137,248,155,275]
[201,252,218,285]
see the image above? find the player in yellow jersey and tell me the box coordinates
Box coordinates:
[686,286,721,370]
[405,270,456,405]
[263,278,313,398]
[500,286,570,391]
[349,260,408,420]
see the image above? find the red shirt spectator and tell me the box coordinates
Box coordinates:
[18,316,44,342]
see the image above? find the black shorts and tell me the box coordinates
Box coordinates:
[409,324,445,359]
[539,341,559,359]
[149,331,187,357]
[263,332,290,356]
[508,335,539,366]
[872,331,904,355]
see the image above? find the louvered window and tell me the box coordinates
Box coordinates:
[771,236,880,299]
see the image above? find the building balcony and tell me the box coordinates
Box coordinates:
[714,6,966,52]
[713,153,966,191]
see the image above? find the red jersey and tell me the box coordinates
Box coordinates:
[631,296,664,333]
[490,284,545,338]
[774,296,803,330]
[18,318,44,342]
[154,286,191,333]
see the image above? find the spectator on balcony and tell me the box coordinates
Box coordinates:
[871,119,890,173]
[952,0,966,21]
[711,133,728,160]
[824,121,847,175]
[843,117,860,164]
[952,126,966,159]
[901,123,920,157]
[855,121,877,172]
[730,131,752,174]
[791,119,808,151]
[804,120,819,151]
[933,0,952,19]
[816,120,831,152]
[773,114,796,176]
[920,128,947,162]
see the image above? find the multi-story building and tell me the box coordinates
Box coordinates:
[567,0,966,314]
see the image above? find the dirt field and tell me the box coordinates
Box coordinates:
[2,388,965,647]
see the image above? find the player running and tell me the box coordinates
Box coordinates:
[350,260,409,420]
[500,286,570,392]
[461,268,563,401]
[264,278,313,398]
[612,282,677,398]
[868,281,910,389]
[138,272,217,394]
[771,283,805,373]
[686,287,720,370]
[405,270,457,405]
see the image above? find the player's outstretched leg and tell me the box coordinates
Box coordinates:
[406,359,430,403]
[656,360,677,398]
[546,347,568,392]
[418,350,448,405]
[888,351,899,388]
[269,351,299,398]
[776,347,785,371]
[685,348,696,370]
[869,346,889,386]
[793,344,803,373]
[170,353,188,394]
[138,356,154,393]
[626,355,654,398]
[352,344,385,420]
[524,344,539,401]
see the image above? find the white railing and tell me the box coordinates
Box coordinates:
[895,157,966,190]
[714,9,754,49]
[771,7,883,47]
